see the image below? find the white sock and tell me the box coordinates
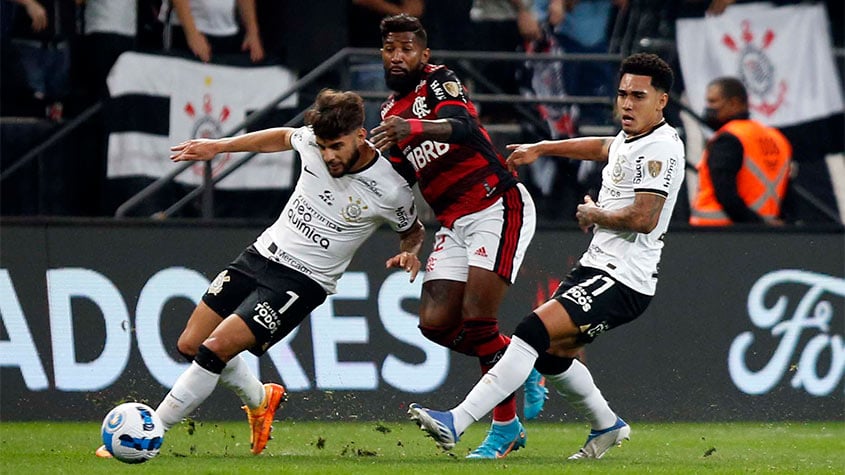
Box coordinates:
[155,362,220,430]
[219,355,265,409]
[452,336,538,435]
[545,358,618,430]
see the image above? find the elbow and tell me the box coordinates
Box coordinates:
[632,214,659,234]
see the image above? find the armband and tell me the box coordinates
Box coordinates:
[407,119,424,135]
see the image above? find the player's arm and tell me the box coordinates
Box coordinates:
[370,69,475,150]
[386,218,425,282]
[575,192,666,234]
[170,127,295,162]
[505,137,612,171]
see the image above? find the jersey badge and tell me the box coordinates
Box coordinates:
[207,270,230,296]
[412,96,430,118]
[611,156,625,184]
[647,160,662,178]
[341,196,368,223]
[443,81,461,97]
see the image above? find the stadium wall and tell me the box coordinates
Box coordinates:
[1,220,842,422]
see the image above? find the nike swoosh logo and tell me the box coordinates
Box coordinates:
[303,165,317,177]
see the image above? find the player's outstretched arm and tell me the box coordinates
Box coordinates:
[505,137,614,171]
[385,219,425,282]
[170,127,295,162]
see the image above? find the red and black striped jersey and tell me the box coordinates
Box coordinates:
[380,64,518,228]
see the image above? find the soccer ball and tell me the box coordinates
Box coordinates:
[101,402,165,463]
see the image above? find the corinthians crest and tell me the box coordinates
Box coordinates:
[208,270,230,296]
[722,20,786,117]
[341,196,368,223]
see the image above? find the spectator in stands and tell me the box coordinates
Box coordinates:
[689,77,792,226]
[76,0,137,103]
[160,0,264,63]
[469,0,543,120]
[3,0,75,119]
[534,0,617,125]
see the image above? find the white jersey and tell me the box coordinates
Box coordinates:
[580,121,685,295]
[253,127,418,294]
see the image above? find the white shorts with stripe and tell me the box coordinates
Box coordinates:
[423,183,536,284]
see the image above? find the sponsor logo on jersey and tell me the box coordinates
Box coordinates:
[380,97,395,119]
[341,197,368,223]
[430,79,446,101]
[403,140,450,171]
[663,157,677,188]
[319,189,334,205]
[207,270,230,296]
[394,206,410,229]
[353,177,384,198]
[633,155,645,184]
[303,165,318,177]
[287,196,333,249]
[474,246,488,257]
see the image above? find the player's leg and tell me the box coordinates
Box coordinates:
[156,315,256,430]
[541,266,651,459]
[410,301,564,450]
[461,184,540,458]
[227,262,327,455]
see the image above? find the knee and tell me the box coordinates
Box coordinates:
[419,322,466,353]
[194,344,226,374]
[420,322,475,356]
[513,312,550,354]
[534,352,573,375]
[176,337,199,363]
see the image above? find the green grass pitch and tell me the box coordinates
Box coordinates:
[1,419,843,474]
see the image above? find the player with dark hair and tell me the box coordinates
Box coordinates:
[368,13,546,459]
[98,89,425,458]
[408,53,685,461]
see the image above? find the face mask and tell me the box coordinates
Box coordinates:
[703,107,724,130]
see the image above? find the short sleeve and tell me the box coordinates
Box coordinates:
[631,140,682,197]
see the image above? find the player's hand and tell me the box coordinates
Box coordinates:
[370,116,410,152]
[385,251,421,283]
[576,194,599,233]
[505,143,541,172]
[170,139,220,162]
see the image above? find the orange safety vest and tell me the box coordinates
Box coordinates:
[690,120,792,226]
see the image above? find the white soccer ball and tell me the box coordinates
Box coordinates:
[101,402,165,464]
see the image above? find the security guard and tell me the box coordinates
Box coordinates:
[690,77,792,226]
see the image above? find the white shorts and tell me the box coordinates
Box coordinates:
[423,183,536,284]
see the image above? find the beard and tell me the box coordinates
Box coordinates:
[329,147,360,178]
[385,67,424,95]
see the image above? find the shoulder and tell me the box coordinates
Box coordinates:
[290,126,314,150]
[426,66,464,96]
[632,125,684,160]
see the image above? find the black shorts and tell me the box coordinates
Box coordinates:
[552,264,652,344]
[202,246,327,356]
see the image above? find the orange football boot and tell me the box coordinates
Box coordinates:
[243,383,286,454]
